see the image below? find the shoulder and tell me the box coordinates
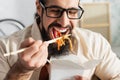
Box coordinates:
[73,27,104,41]
[73,27,110,47]
[0,25,33,53]
[73,27,111,58]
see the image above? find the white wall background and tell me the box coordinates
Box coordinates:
[109,0,120,46]
[0,0,36,26]
[81,0,120,46]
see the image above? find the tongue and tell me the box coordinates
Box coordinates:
[53,29,61,38]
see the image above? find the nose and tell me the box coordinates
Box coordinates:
[57,12,70,27]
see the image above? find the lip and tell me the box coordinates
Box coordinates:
[49,27,70,39]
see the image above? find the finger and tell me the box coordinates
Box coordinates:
[20,40,43,62]
[73,75,89,80]
[31,41,49,59]
[74,75,82,80]
[30,42,49,68]
[20,37,35,48]
[34,51,48,68]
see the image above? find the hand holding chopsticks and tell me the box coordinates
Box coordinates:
[4,34,71,57]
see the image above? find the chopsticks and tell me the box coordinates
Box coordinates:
[4,34,71,57]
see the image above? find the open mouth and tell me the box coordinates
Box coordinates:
[50,27,70,39]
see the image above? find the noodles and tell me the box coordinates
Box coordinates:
[56,34,73,51]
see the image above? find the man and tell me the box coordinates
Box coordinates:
[0,0,120,80]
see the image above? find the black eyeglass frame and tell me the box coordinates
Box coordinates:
[40,2,84,19]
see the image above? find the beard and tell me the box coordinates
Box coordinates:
[40,22,73,57]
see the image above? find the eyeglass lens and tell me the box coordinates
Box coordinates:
[46,7,83,19]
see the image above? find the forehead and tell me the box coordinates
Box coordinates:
[46,0,79,8]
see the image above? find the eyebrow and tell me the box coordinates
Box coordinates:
[46,5,79,9]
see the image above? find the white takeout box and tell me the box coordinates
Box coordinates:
[49,54,101,80]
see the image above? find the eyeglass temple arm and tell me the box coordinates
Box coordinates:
[39,2,45,8]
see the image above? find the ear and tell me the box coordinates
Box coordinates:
[36,0,42,16]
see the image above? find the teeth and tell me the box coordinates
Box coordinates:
[54,27,68,33]
[50,27,69,39]
[59,29,67,33]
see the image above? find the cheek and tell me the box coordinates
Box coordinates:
[71,20,78,28]
[43,16,55,30]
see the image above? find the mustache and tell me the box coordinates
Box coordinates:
[48,22,73,30]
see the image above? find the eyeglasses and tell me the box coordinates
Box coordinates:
[40,2,84,19]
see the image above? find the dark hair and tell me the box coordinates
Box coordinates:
[35,0,47,24]
[40,0,80,5]
[39,0,47,5]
